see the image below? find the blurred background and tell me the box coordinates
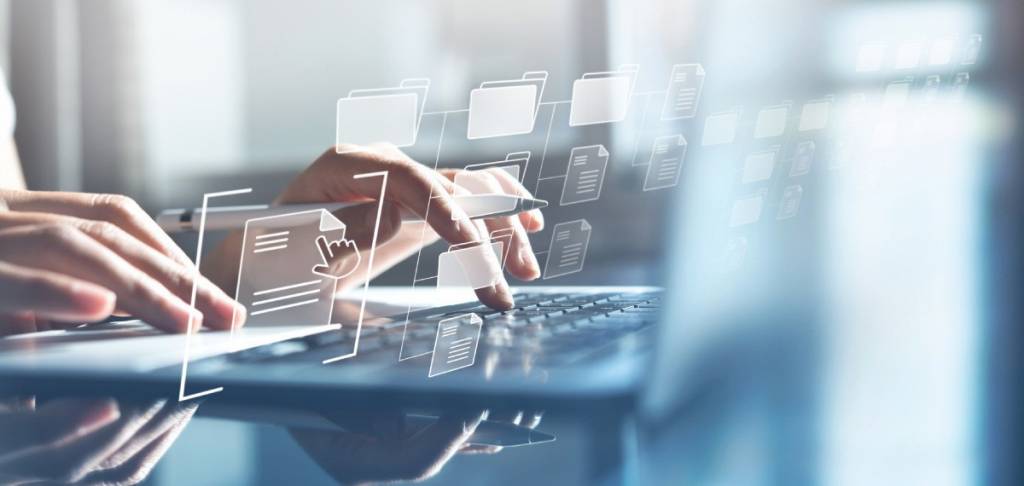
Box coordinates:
[1,0,1022,484]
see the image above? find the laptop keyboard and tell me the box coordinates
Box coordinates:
[229,290,661,366]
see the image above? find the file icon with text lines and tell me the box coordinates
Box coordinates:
[428,313,483,377]
[543,219,592,279]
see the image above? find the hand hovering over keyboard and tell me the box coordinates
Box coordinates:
[207,144,545,311]
[0,190,246,335]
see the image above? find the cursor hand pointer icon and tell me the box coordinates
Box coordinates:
[312,235,361,279]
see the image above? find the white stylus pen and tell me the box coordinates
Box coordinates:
[155,194,548,233]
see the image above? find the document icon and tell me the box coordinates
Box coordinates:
[336,78,429,152]
[561,145,609,205]
[789,141,815,177]
[777,185,804,220]
[235,209,353,332]
[437,241,503,289]
[702,110,740,146]
[741,148,778,184]
[643,135,688,191]
[729,193,765,227]
[428,313,482,377]
[569,65,639,127]
[467,72,548,139]
[661,63,706,120]
[543,219,591,279]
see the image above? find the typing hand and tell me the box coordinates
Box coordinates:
[0,190,246,335]
[210,144,545,311]
[312,235,361,279]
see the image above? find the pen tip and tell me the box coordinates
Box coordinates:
[528,430,557,444]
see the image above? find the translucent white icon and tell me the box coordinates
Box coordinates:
[929,38,955,66]
[702,110,741,146]
[569,64,639,127]
[962,34,982,65]
[436,241,504,289]
[489,228,515,271]
[856,43,886,72]
[777,185,804,220]
[789,141,815,177]
[467,72,548,139]
[561,144,609,205]
[543,219,591,279]
[741,148,778,184]
[754,104,789,139]
[798,98,832,132]
[921,75,942,104]
[729,192,765,227]
[894,41,924,70]
[336,79,429,152]
[235,209,351,332]
[455,151,531,198]
[951,72,970,102]
[428,313,482,377]
[660,63,706,120]
[643,135,688,191]
[312,235,361,280]
[883,79,913,109]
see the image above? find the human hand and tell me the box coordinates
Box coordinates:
[312,235,361,279]
[264,144,544,310]
[0,397,196,485]
[0,190,246,335]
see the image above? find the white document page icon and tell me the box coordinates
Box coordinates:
[661,63,706,120]
[561,145,609,205]
[643,135,688,191]
[467,72,547,139]
[436,241,503,289]
[235,209,349,334]
[543,219,591,279]
[336,79,429,151]
[428,313,482,377]
[569,65,638,127]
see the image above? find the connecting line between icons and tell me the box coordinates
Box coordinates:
[422,109,469,116]
[322,170,389,365]
[631,92,655,167]
[399,112,449,362]
[179,188,253,402]
[534,103,560,195]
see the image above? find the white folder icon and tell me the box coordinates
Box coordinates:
[569,64,638,127]
[467,72,548,140]
[454,151,531,198]
[436,241,504,289]
[336,78,430,152]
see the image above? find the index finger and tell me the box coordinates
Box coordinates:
[303,149,513,308]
